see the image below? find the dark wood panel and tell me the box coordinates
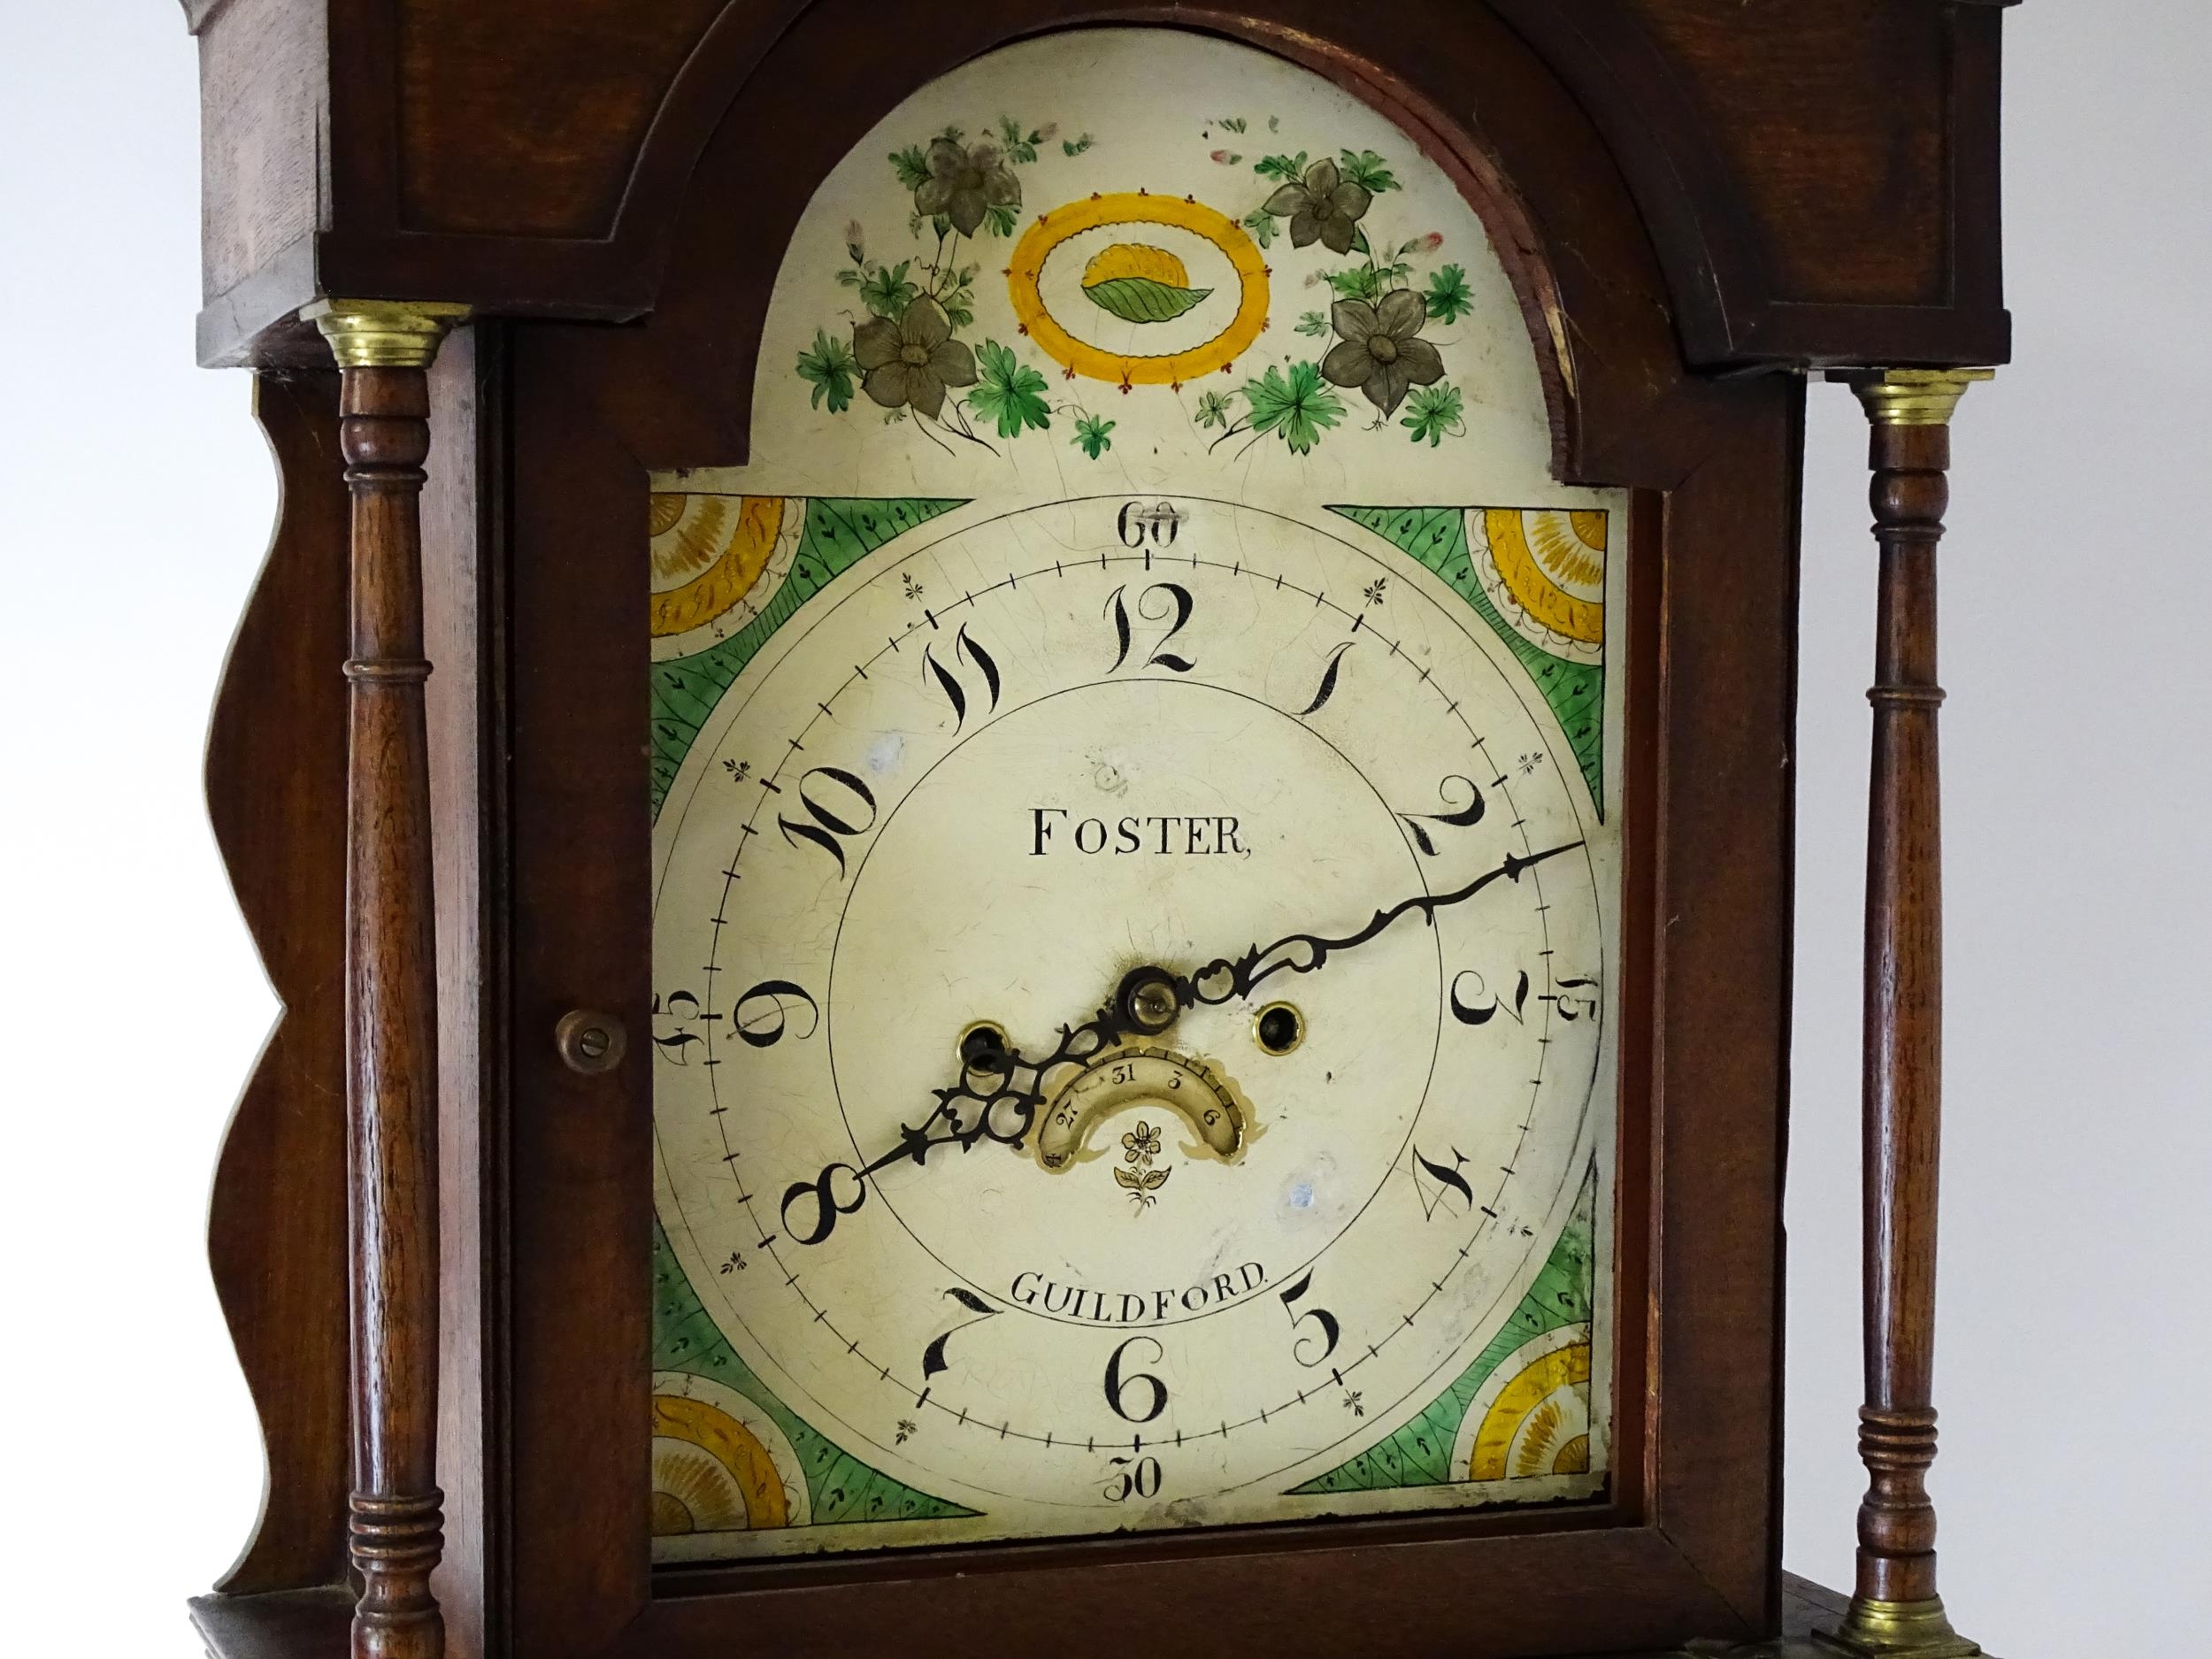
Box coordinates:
[1640,373,1803,1624]
[424,325,505,1659]
[192,0,326,302]
[502,326,659,1659]
[189,1574,1890,1659]
[187,0,2011,374]
[202,370,353,1595]
[395,0,727,235]
[623,1527,1732,1659]
[1624,2,1948,307]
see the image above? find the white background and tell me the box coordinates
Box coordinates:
[1,7,2205,1655]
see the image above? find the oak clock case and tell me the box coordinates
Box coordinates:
[187,0,1978,1649]
[644,34,1622,1563]
[488,16,1804,1655]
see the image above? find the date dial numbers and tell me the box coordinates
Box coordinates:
[1033,1045,1252,1171]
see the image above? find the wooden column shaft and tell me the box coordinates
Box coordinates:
[312,298,467,1659]
[342,364,445,1659]
[1824,367,1989,1659]
[1858,418,1948,1607]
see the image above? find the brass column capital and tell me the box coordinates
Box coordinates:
[303,299,471,370]
[1838,367,1996,429]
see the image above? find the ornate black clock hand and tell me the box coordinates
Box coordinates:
[1171,838,1587,1010]
[779,839,1586,1248]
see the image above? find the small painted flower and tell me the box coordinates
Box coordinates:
[965,339,1052,437]
[1336,150,1400,194]
[1122,1120,1163,1162]
[1072,412,1116,459]
[1193,388,1232,428]
[851,296,978,421]
[856,259,918,319]
[1401,381,1466,447]
[1260,157,1372,255]
[1321,290,1445,416]
[1242,360,1347,455]
[914,137,1021,237]
[1423,263,1474,325]
[795,328,858,413]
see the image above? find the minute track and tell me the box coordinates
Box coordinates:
[653,495,1611,1519]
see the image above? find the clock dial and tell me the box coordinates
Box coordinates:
[647,29,1622,1560]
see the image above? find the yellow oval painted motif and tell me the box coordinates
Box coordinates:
[1010,193,1269,386]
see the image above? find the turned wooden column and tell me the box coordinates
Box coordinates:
[306,298,469,1659]
[1820,368,1993,1659]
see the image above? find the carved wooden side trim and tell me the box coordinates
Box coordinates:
[1824,367,1993,1659]
[308,299,469,1659]
[204,372,354,1594]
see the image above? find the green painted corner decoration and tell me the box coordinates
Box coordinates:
[1328,504,1607,818]
[652,1221,978,1548]
[1292,1164,1596,1496]
[649,495,967,815]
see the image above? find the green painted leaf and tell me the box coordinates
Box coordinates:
[1082,276,1212,325]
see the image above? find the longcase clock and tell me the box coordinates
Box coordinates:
[177,5,2016,1658]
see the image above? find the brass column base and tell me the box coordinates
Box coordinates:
[1676,1596,1981,1659]
[1815,1597,1980,1658]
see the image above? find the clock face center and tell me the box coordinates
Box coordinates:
[1117,966,1181,1035]
[825,675,1442,1319]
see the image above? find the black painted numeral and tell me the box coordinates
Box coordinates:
[1105,582,1197,674]
[1397,774,1486,856]
[922,1286,1000,1379]
[1295,641,1355,716]
[1555,975,1602,1022]
[1103,1335,1170,1423]
[781,1163,867,1246]
[777,765,879,877]
[731,979,819,1048]
[1277,1271,1342,1367]
[1117,500,1182,549]
[1102,1455,1164,1501]
[1411,1144,1475,1220]
[923,624,1002,731]
[650,990,703,1064]
[1450,969,1530,1027]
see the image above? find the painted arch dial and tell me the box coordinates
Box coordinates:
[651,496,1613,1555]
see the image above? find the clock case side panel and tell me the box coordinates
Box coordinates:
[488,17,1794,1659]
[202,371,353,1598]
[194,338,516,1649]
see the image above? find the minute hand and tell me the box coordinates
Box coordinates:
[1173,838,1587,1010]
[776,840,1584,1248]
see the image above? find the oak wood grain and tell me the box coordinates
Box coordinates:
[339,361,449,1659]
[185,0,2010,374]
[204,371,354,1595]
[1854,419,1955,1609]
